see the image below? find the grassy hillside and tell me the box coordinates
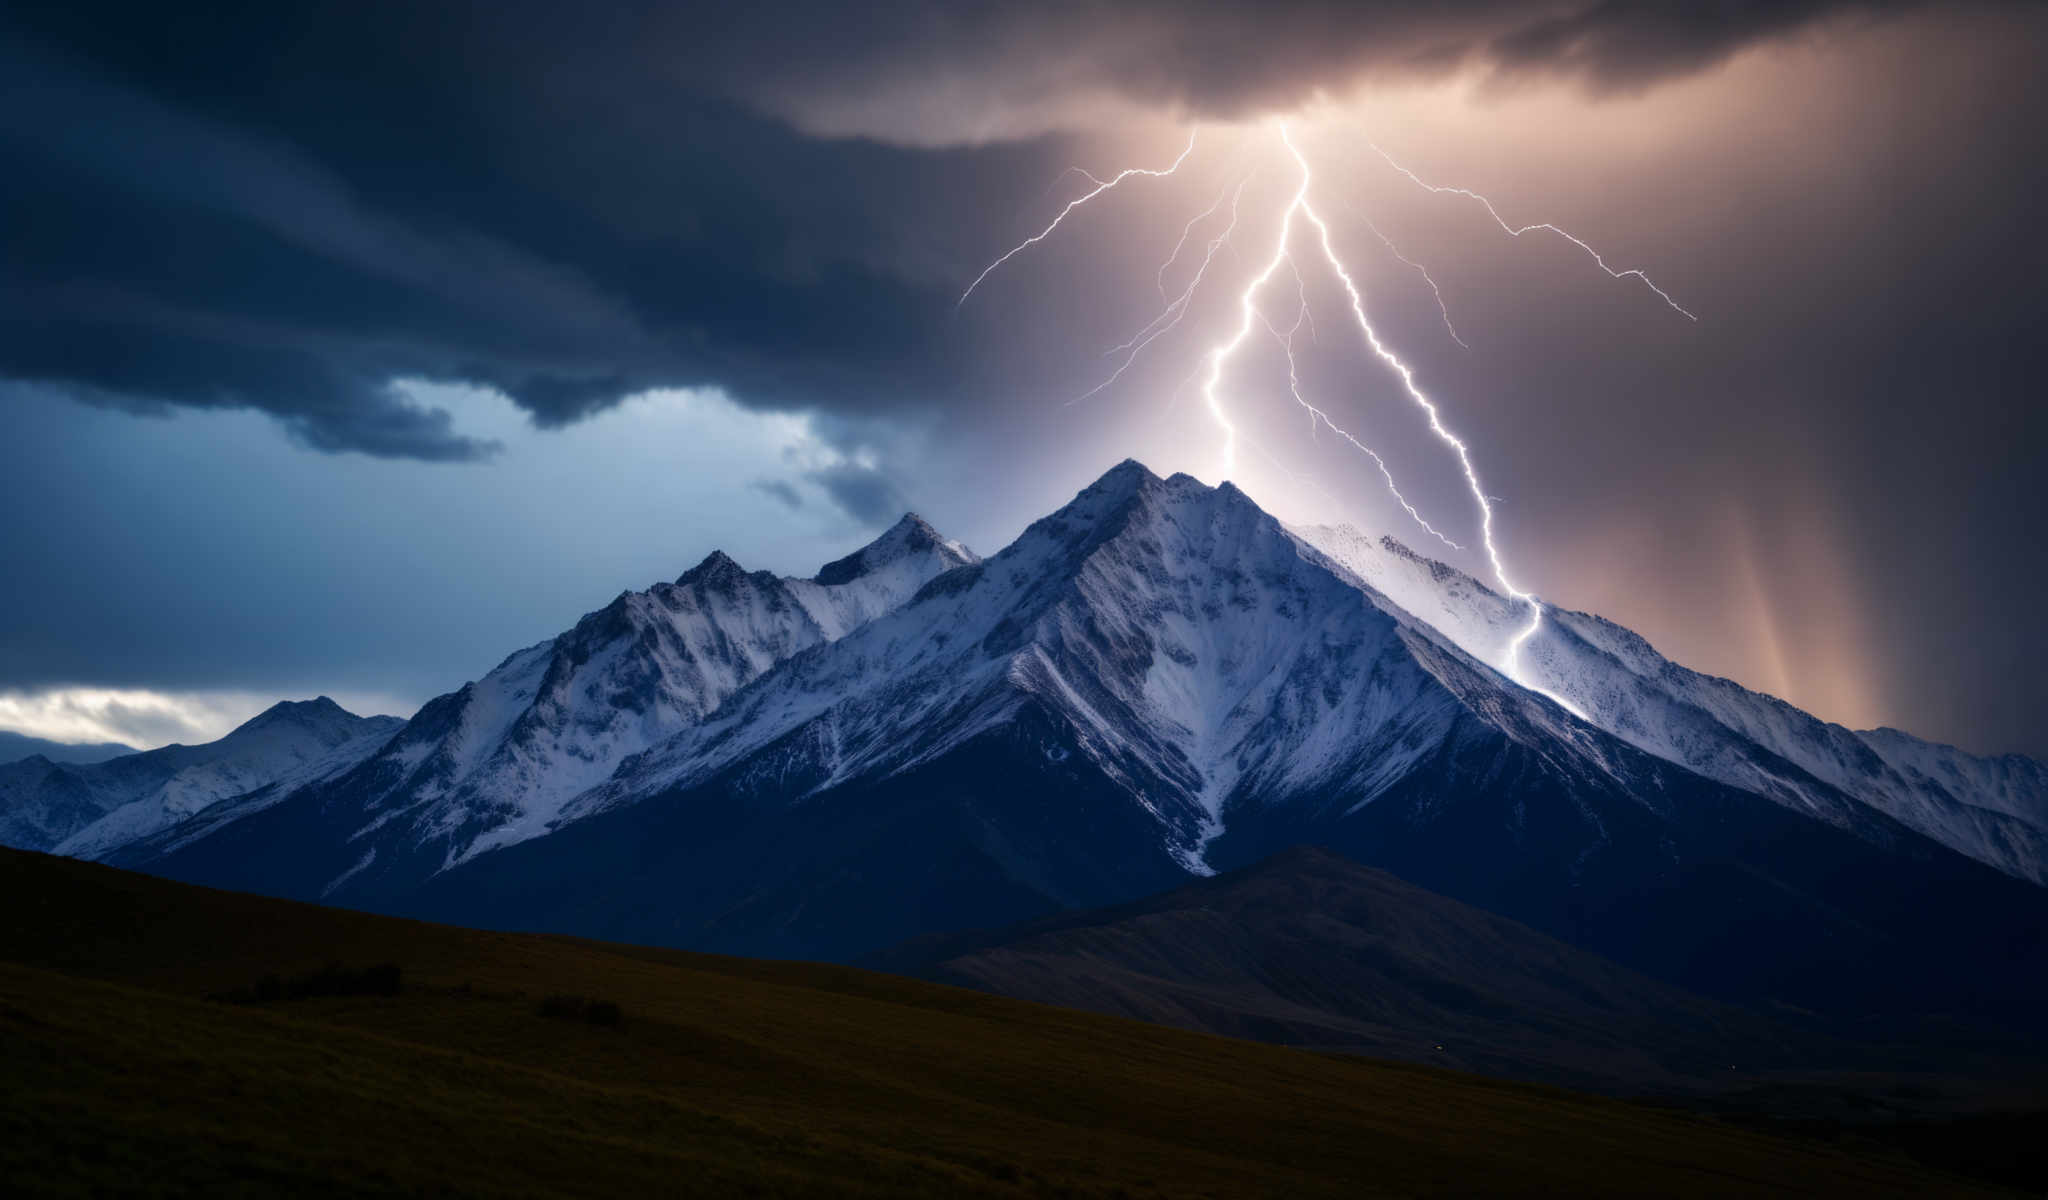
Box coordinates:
[0,849,2004,1197]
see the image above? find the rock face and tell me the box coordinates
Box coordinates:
[0,698,402,856]
[108,462,2048,1027]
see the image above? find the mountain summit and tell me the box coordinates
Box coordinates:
[815,513,972,585]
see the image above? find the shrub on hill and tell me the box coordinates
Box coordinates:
[209,962,402,1004]
[536,993,624,1027]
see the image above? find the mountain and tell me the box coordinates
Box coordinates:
[1297,524,2048,884]
[0,698,401,856]
[867,846,1954,1097]
[109,516,976,900]
[0,731,138,767]
[120,461,2048,1028]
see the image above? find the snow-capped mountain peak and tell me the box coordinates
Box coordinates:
[567,463,1510,875]
[815,512,974,585]
[12,699,405,860]
[677,548,753,588]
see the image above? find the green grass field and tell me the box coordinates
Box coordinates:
[0,849,2006,1196]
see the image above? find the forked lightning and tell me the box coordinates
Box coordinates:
[959,120,1688,706]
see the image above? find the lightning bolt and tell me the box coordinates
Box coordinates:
[1347,204,1468,349]
[1367,140,1696,322]
[1157,175,1241,301]
[1279,125,1584,708]
[958,130,1199,308]
[1258,262,1463,552]
[960,120,1685,714]
[1196,138,1311,485]
[1075,175,1248,405]
[1049,166,1112,193]
[1195,125,1466,560]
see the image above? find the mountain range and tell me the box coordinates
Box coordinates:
[0,698,401,857]
[10,459,2045,1070]
[0,731,138,767]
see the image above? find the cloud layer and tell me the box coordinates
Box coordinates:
[0,0,1936,460]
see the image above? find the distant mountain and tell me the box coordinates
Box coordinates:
[0,698,402,855]
[115,462,2048,1030]
[0,731,138,767]
[109,515,977,899]
[869,846,1917,1096]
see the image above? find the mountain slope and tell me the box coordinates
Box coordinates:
[117,516,976,899]
[0,731,137,767]
[867,846,1970,1097]
[1298,524,2048,883]
[0,698,400,855]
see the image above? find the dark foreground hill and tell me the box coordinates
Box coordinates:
[872,846,1979,1098]
[0,848,2007,1198]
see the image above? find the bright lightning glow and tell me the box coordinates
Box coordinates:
[1367,141,1697,322]
[1196,124,1466,558]
[958,130,1199,308]
[1197,134,1313,481]
[1279,125,1582,710]
[1258,282,1464,553]
[958,118,1691,716]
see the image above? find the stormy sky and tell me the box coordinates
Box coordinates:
[2,1,2043,757]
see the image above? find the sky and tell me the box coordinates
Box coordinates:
[1,1,2043,758]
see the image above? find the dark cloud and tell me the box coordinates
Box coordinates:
[682,1,1928,142]
[807,465,913,527]
[0,7,978,459]
[752,479,805,510]
[1482,1,1908,92]
[0,0,1943,460]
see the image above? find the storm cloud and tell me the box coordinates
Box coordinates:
[2,1,2045,759]
[0,0,1946,461]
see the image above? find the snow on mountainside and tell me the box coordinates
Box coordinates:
[568,463,1604,872]
[0,699,401,856]
[0,731,138,767]
[1295,523,2048,884]
[130,515,979,887]
[122,717,420,861]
